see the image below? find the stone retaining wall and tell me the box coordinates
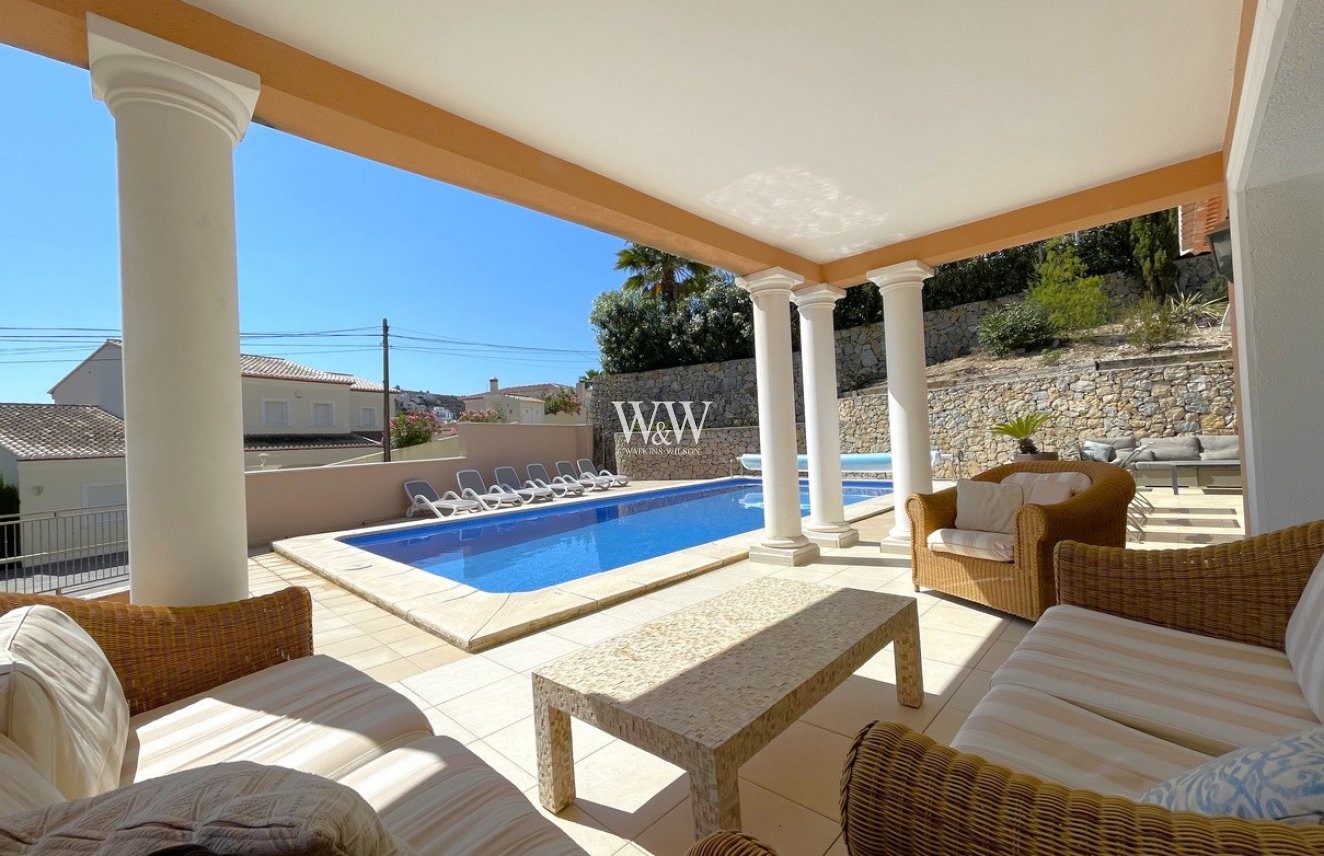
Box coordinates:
[611,359,1236,481]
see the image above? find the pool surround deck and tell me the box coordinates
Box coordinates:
[273,477,894,652]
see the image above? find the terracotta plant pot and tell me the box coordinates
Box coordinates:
[1013,452,1060,463]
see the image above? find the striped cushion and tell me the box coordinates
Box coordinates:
[952,684,1212,798]
[124,655,432,785]
[927,528,1014,562]
[340,737,583,856]
[1286,554,1324,721]
[992,606,1318,756]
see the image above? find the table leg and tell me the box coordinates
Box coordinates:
[535,697,575,813]
[893,621,925,708]
[1171,465,1180,495]
[689,752,741,837]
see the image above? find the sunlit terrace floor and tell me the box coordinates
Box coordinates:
[247,485,1244,856]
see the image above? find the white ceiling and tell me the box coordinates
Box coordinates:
[185,0,1242,264]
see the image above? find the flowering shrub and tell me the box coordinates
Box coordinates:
[543,388,581,415]
[389,411,440,449]
[458,408,504,423]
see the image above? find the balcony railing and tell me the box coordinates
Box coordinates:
[0,505,128,595]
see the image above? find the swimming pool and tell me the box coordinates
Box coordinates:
[343,478,891,593]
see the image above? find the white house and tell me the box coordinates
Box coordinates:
[460,377,583,424]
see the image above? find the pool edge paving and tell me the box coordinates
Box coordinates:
[273,479,895,652]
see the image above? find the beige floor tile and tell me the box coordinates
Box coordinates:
[317,633,383,658]
[438,673,536,738]
[923,706,970,745]
[916,627,996,669]
[423,706,480,745]
[401,656,515,706]
[999,618,1034,643]
[407,645,470,670]
[921,602,1009,638]
[570,740,689,840]
[534,799,631,856]
[357,613,410,634]
[547,612,637,646]
[824,833,848,856]
[337,645,401,671]
[482,632,584,673]
[314,625,370,647]
[464,739,539,793]
[740,721,853,821]
[635,781,838,856]
[800,674,941,738]
[390,632,452,658]
[975,639,1019,673]
[946,669,993,712]
[600,597,678,624]
[363,657,425,685]
[372,622,426,645]
[484,715,616,776]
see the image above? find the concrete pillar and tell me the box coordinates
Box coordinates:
[739,269,819,566]
[867,261,935,542]
[794,284,858,547]
[88,15,260,605]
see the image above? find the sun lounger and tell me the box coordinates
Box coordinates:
[578,458,629,487]
[403,479,480,518]
[527,463,585,497]
[494,466,554,502]
[557,460,612,490]
[457,469,524,510]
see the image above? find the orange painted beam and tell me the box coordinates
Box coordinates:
[0,0,820,280]
[821,153,1226,287]
[1224,0,1260,166]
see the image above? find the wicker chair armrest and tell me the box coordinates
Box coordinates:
[687,831,779,856]
[840,722,1324,856]
[906,487,958,540]
[0,587,314,715]
[1055,519,1324,649]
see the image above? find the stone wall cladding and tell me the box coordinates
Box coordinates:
[613,425,807,480]
[840,359,1237,480]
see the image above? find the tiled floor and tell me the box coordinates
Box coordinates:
[247,485,1244,856]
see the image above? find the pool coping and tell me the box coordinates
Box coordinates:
[272,477,895,652]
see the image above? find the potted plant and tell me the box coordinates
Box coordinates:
[992,413,1057,462]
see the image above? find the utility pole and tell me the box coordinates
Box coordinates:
[382,318,391,463]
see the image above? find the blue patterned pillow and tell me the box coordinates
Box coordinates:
[1139,727,1324,824]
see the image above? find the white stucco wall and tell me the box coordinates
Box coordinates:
[1228,0,1324,533]
[241,377,352,435]
[16,457,128,515]
[49,343,125,417]
[349,389,385,431]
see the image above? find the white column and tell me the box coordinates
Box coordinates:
[794,284,858,548]
[89,15,260,605]
[739,269,819,566]
[867,261,935,542]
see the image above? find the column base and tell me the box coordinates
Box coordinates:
[804,525,860,548]
[748,541,821,567]
[882,526,912,546]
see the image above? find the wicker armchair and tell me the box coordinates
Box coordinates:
[0,587,313,715]
[691,524,1324,856]
[906,460,1135,620]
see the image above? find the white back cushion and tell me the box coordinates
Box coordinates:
[1003,471,1092,500]
[0,605,129,800]
[0,732,64,816]
[955,480,1023,533]
[1286,554,1324,721]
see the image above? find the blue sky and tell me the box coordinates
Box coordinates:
[0,44,626,404]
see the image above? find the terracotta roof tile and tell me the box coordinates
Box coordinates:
[0,404,125,461]
[242,434,381,452]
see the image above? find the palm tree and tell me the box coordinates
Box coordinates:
[615,243,722,307]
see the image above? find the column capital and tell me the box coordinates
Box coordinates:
[865,260,934,295]
[792,283,847,310]
[738,267,804,298]
[88,13,260,146]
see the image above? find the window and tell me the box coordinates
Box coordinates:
[312,402,334,428]
[262,399,290,427]
[359,407,376,427]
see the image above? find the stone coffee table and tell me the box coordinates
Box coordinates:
[532,577,923,838]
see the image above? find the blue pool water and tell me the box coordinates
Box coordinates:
[343,478,891,593]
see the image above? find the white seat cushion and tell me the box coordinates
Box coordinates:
[0,605,129,800]
[124,654,431,785]
[340,736,583,856]
[955,479,1023,533]
[0,733,64,816]
[1286,553,1324,721]
[927,528,1014,562]
[952,684,1213,798]
[991,605,1319,756]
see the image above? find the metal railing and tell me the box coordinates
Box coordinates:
[0,505,128,595]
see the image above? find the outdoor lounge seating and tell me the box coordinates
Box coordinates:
[494,465,554,502]
[907,461,1134,620]
[558,459,612,490]
[699,521,1324,856]
[0,588,594,854]
[528,462,586,497]
[1083,433,1242,494]
[457,468,524,509]
[578,458,629,487]
[403,479,480,518]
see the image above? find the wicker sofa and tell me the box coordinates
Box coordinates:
[0,588,718,855]
[700,522,1324,856]
[906,460,1135,620]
